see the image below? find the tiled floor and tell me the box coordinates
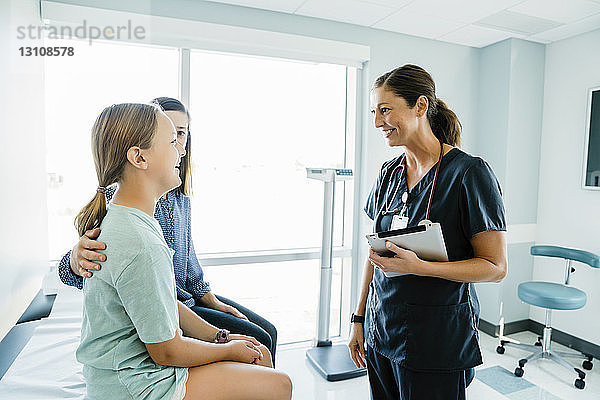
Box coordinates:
[276,331,600,399]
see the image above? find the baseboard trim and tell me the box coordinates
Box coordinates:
[479,318,531,337]
[479,319,498,337]
[479,318,600,360]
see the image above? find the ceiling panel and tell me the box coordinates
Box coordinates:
[296,0,397,26]
[206,0,306,13]
[475,10,563,35]
[204,0,600,48]
[373,10,465,39]
[438,24,516,47]
[356,0,414,9]
[529,12,600,41]
[509,0,600,24]
[399,0,524,24]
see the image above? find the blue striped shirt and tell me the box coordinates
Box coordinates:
[57,185,211,307]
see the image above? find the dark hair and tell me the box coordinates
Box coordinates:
[152,97,193,196]
[373,64,461,146]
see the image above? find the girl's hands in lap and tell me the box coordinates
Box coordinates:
[224,340,263,364]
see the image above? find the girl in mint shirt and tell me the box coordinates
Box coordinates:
[75,103,292,400]
[60,97,278,365]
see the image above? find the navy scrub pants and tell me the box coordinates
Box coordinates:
[366,346,475,400]
[191,295,278,366]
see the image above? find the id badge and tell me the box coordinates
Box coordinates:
[391,214,408,230]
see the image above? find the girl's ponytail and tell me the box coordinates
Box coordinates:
[73,103,161,237]
[75,188,108,237]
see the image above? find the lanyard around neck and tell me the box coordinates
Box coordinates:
[383,140,444,221]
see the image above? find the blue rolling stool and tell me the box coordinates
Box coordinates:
[496,245,600,390]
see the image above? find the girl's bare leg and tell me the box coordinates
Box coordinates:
[182,361,292,400]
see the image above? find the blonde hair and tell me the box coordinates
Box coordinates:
[74,103,161,237]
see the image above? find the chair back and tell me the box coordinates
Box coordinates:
[531,245,600,268]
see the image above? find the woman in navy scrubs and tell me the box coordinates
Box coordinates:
[348,64,508,399]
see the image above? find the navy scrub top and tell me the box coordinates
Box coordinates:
[364,147,506,372]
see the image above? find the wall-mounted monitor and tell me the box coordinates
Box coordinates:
[583,86,600,190]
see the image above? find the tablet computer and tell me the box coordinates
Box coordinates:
[366,222,448,278]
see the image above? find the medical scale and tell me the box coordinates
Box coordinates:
[305,168,367,381]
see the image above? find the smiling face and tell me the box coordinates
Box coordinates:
[370,85,426,147]
[146,111,186,195]
[164,110,189,150]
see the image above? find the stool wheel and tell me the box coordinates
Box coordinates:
[575,378,585,390]
[582,360,593,370]
[514,367,524,377]
[496,346,505,354]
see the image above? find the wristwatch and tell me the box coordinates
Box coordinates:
[351,313,365,324]
[214,329,230,343]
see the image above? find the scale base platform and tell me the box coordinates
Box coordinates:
[306,344,367,382]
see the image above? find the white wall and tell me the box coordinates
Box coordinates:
[47,0,481,322]
[534,28,600,345]
[473,39,545,326]
[0,0,48,341]
[33,2,600,346]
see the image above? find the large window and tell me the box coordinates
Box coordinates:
[45,39,179,260]
[45,41,356,344]
[188,51,354,343]
[189,51,349,253]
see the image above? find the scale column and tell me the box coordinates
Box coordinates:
[316,179,334,346]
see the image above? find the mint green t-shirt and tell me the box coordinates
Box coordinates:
[76,203,187,400]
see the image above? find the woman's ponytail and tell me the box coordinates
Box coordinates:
[374,64,462,147]
[432,98,461,147]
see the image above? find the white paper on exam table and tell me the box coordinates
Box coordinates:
[0,286,86,400]
[366,222,448,277]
